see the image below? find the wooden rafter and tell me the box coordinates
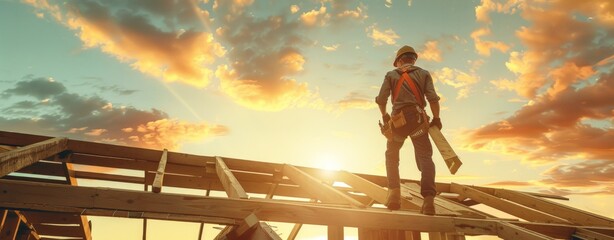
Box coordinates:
[283,165,365,208]
[574,228,614,240]
[493,188,614,227]
[496,221,555,240]
[152,149,168,193]
[4,179,610,238]
[450,183,571,224]
[0,137,67,177]
[1,131,613,240]
[338,171,385,203]
[328,225,343,240]
[215,156,249,199]
[62,161,93,240]
[0,211,19,240]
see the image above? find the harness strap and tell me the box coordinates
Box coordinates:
[392,72,425,108]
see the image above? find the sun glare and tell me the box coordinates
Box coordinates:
[317,153,342,171]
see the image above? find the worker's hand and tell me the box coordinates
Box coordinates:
[382,113,391,123]
[430,118,442,130]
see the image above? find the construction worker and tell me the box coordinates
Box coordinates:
[375,45,442,215]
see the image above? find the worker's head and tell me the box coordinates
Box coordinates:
[393,45,418,67]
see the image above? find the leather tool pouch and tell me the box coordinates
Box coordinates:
[391,110,407,128]
[391,106,430,139]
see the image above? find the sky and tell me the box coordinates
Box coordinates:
[0,0,613,239]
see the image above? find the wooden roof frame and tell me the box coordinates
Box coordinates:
[1,130,614,240]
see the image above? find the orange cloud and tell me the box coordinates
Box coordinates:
[25,0,225,88]
[469,0,614,171]
[485,181,533,187]
[323,44,340,52]
[336,92,377,110]
[1,76,229,151]
[471,27,511,56]
[465,72,614,164]
[216,65,317,111]
[336,6,367,21]
[541,160,614,188]
[367,25,399,46]
[300,6,328,27]
[433,67,479,99]
[475,0,521,24]
[420,41,442,62]
[128,119,229,150]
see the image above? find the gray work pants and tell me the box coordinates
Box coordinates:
[385,133,436,197]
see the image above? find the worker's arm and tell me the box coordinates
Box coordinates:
[378,103,387,116]
[429,101,440,119]
[376,72,392,120]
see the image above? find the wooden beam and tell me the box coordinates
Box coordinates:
[254,222,281,240]
[62,162,92,240]
[337,171,392,205]
[428,232,445,240]
[198,222,204,240]
[494,189,614,227]
[215,156,248,199]
[0,131,568,201]
[33,224,83,238]
[400,184,458,215]
[1,210,6,230]
[152,149,168,193]
[402,183,492,218]
[328,225,344,240]
[496,222,555,240]
[283,165,365,208]
[19,211,81,225]
[286,199,316,240]
[0,179,505,235]
[287,223,303,240]
[0,211,19,240]
[405,231,421,240]
[75,171,144,184]
[450,183,571,224]
[0,137,68,177]
[574,228,614,240]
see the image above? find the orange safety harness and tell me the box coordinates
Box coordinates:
[392,71,424,108]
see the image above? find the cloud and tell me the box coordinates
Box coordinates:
[331,1,368,21]
[484,181,533,187]
[433,67,479,99]
[366,24,400,46]
[300,6,328,27]
[465,72,614,164]
[290,5,300,14]
[336,92,377,110]
[1,76,228,150]
[213,2,330,111]
[498,1,614,98]
[540,160,614,189]
[471,27,511,56]
[475,0,521,24]
[2,77,66,100]
[25,0,225,88]
[466,0,614,169]
[419,41,442,62]
[323,44,340,52]
[216,65,319,111]
[94,85,138,95]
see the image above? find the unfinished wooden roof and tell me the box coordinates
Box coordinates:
[1,130,613,240]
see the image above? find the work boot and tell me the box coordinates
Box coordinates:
[386,188,401,210]
[421,195,436,215]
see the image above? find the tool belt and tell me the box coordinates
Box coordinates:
[380,105,430,141]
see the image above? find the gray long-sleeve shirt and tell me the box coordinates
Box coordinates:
[375,65,440,114]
